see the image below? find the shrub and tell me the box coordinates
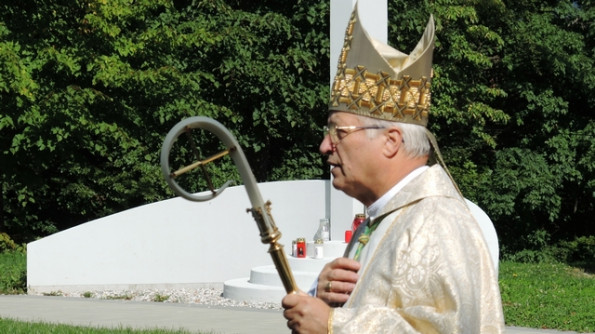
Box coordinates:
[0,232,19,252]
[0,249,27,294]
[502,231,595,271]
[552,235,595,270]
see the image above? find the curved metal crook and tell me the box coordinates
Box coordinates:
[161,117,247,202]
[160,116,298,294]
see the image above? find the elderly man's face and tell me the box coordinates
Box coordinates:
[320,112,384,204]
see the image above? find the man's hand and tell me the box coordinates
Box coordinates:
[282,292,331,334]
[317,257,360,305]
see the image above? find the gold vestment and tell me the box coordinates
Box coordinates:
[332,165,505,333]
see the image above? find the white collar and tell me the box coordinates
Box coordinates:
[366,165,429,220]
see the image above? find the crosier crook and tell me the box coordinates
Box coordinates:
[160,116,298,294]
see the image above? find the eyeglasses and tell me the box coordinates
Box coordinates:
[323,124,385,145]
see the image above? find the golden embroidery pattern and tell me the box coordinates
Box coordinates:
[328,10,432,126]
[330,68,431,126]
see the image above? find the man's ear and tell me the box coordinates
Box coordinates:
[382,127,403,158]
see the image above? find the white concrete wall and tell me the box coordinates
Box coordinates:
[27,180,355,294]
[27,179,499,295]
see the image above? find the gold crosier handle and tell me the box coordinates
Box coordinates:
[160,116,298,294]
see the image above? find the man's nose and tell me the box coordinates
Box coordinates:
[319,134,334,155]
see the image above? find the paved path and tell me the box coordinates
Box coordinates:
[0,295,584,334]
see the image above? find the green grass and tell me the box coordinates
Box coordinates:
[0,318,208,334]
[499,261,594,332]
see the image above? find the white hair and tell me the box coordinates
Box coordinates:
[359,116,430,158]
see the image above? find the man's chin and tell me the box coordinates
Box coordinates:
[330,167,346,189]
[331,178,345,191]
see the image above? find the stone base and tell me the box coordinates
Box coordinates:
[223,241,347,303]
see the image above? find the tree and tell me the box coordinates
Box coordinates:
[0,0,330,242]
[476,0,594,251]
[387,0,594,253]
[1,0,593,257]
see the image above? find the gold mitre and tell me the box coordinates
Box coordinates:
[329,4,435,127]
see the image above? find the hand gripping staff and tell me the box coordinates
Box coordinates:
[160,116,298,294]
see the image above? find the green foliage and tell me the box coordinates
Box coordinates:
[105,293,134,300]
[0,0,593,256]
[0,232,20,252]
[0,249,27,294]
[0,0,329,243]
[506,234,595,270]
[555,235,595,265]
[386,0,594,255]
[82,291,94,298]
[499,261,595,332]
[42,290,65,297]
[501,231,595,284]
[152,293,170,302]
[0,234,27,294]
